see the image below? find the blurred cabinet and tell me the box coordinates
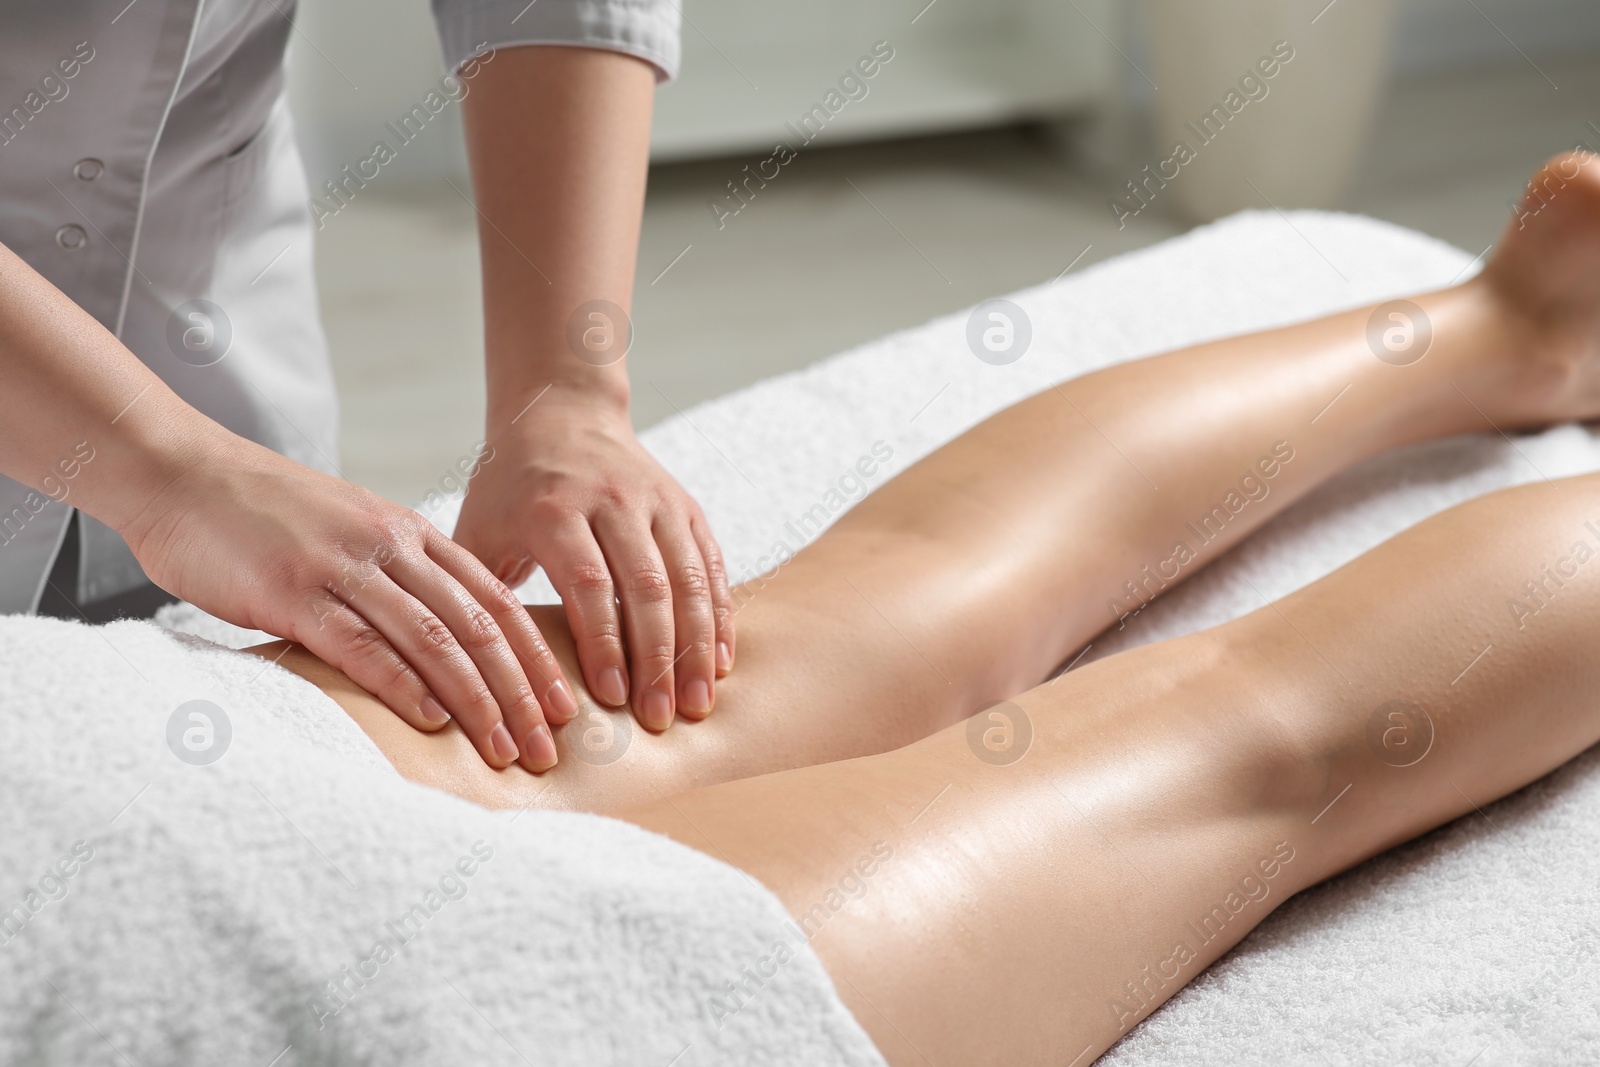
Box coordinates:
[651,0,1116,160]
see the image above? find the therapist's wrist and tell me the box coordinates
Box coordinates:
[92,403,245,549]
[485,365,632,435]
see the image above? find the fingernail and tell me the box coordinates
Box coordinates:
[488,721,519,763]
[682,678,711,714]
[524,724,558,770]
[598,666,628,707]
[419,695,451,725]
[642,690,673,731]
[716,641,732,672]
[547,679,579,722]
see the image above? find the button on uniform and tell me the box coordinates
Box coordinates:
[54,224,87,250]
[59,160,102,254]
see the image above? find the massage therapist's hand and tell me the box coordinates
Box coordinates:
[451,397,735,732]
[452,45,734,731]
[0,235,572,770]
[124,435,579,772]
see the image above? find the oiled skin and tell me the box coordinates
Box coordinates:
[255,155,1600,1064]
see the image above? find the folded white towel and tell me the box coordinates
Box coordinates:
[162,208,1600,1064]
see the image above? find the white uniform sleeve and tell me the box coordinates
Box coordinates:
[431,0,681,82]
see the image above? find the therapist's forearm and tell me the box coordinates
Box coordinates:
[0,241,228,534]
[454,47,740,730]
[461,45,656,421]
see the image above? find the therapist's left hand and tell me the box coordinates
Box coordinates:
[452,397,735,733]
[120,433,580,773]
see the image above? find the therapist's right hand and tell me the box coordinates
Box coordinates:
[123,435,579,773]
[0,239,575,768]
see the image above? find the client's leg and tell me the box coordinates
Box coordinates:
[264,153,1600,811]
[623,471,1600,1065]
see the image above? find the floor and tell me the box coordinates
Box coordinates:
[313,52,1600,506]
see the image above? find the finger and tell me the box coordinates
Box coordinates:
[338,567,520,770]
[427,529,577,730]
[537,517,630,709]
[692,513,736,677]
[655,512,717,721]
[388,545,563,773]
[592,510,678,732]
[294,591,449,732]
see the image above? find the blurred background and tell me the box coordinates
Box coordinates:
[284,0,1600,506]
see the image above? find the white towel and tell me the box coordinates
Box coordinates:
[163,208,1600,1064]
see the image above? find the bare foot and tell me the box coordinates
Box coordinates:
[1479,150,1600,424]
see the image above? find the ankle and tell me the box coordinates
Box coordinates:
[1407,278,1581,434]
[1474,272,1596,427]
